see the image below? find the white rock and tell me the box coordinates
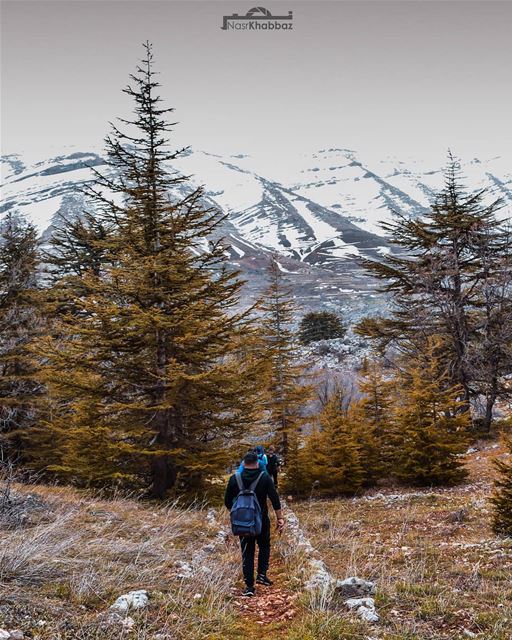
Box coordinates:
[358,605,380,623]
[193,593,202,600]
[216,529,229,543]
[345,597,375,610]
[0,630,11,640]
[122,616,135,630]
[110,589,149,613]
[336,576,376,597]
[110,597,129,614]
[345,596,379,623]
[305,559,332,591]
[176,561,194,578]
[9,633,24,640]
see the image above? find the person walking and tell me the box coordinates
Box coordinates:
[266,445,281,486]
[236,444,268,473]
[225,450,285,596]
[254,445,268,471]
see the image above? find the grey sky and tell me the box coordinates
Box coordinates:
[1,0,511,167]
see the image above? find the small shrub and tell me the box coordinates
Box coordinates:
[299,311,346,345]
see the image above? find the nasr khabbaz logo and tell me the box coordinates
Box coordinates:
[221,6,293,31]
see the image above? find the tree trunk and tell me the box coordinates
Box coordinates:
[482,375,498,434]
[150,452,177,499]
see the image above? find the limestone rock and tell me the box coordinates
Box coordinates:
[345,596,375,610]
[110,589,149,613]
[358,605,380,623]
[335,576,376,598]
[304,559,332,591]
[175,560,194,578]
[345,596,379,623]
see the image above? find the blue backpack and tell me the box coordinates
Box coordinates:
[230,471,264,537]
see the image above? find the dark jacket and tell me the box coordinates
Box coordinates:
[224,467,281,515]
[266,453,280,474]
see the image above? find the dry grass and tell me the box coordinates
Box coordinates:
[293,442,512,640]
[0,483,242,639]
[1,442,511,639]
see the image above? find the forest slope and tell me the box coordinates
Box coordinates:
[0,441,510,640]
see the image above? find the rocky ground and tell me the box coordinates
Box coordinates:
[294,441,512,640]
[0,440,510,640]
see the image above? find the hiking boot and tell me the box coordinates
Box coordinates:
[256,573,273,586]
[242,585,256,597]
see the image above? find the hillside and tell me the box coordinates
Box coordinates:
[1,441,510,640]
[2,148,511,316]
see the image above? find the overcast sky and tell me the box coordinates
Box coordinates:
[1,0,511,167]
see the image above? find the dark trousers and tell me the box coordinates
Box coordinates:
[240,514,271,587]
[270,470,278,487]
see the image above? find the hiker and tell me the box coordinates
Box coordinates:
[255,445,268,471]
[236,444,267,473]
[225,450,285,597]
[266,446,281,487]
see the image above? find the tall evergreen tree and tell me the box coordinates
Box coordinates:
[358,358,393,436]
[38,43,264,497]
[0,211,44,459]
[259,256,310,457]
[306,397,365,497]
[392,340,469,486]
[491,438,512,535]
[352,359,394,482]
[281,427,311,497]
[469,223,512,431]
[356,154,512,429]
[46,210,113,280]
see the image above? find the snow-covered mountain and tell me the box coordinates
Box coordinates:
[2,147,511,316]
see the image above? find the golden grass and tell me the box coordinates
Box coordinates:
[1,441,510,640]
[293,443,512,640]
[0,483,241,639]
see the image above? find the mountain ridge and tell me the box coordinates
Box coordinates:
[2,147,511,315]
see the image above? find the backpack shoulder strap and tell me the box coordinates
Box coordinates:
[249,471,265,492]
[235,472,244,493]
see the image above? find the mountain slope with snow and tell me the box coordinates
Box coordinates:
[2,147,511,313]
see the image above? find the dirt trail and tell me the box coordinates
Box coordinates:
[232,556,300,626]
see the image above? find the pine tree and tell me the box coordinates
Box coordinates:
[38,43,264,497]
[0,211,44,459]
[356,154,512,429]
[259,256,310,458]
[281,427,311,498]
[299,311,346,344]
[354,359,394,480]
[392,340,470,486]
[469,224,512,432]
[306,397,365,497]
[491,439,512,535]
[46,210,113,280]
